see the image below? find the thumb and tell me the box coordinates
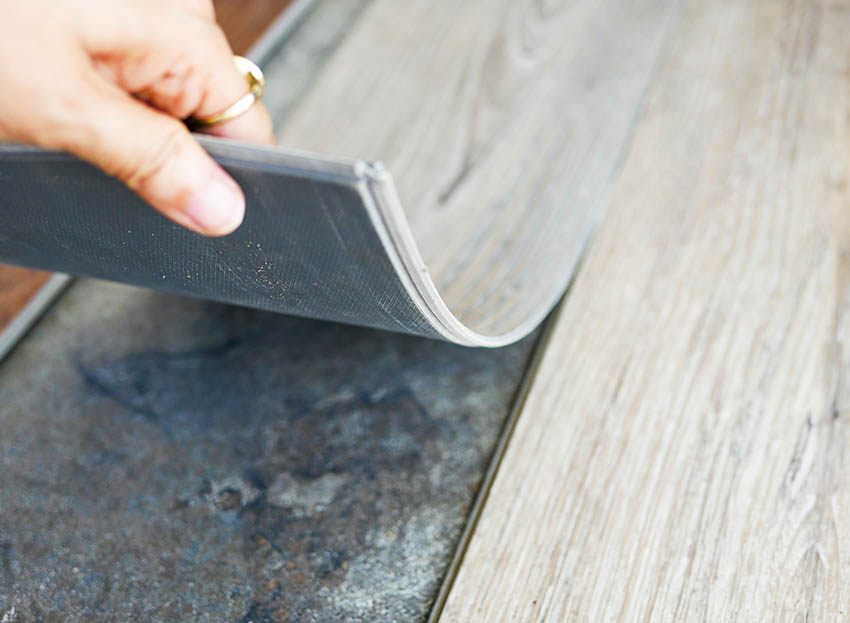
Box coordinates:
[61,77,245,237]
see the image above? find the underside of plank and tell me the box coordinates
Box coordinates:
[440,0,850,619]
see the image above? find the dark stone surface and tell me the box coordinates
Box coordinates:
[0,280,533,622]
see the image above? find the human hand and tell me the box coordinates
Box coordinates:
[0,0,275,236]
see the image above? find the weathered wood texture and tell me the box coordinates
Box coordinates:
[440,0,850,620]
[0,0,289,344]
[276,0,682,337]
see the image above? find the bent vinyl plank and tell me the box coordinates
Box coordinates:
[0,0,680,346]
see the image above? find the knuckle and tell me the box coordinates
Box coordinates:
[168,95,197,121]
[148,69,202,119]
[168,69,204,118]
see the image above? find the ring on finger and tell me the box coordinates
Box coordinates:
[188,56,265,128]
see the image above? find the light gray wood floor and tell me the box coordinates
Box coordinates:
[439,0,850,619]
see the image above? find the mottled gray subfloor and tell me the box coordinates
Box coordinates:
[0,280,534,622]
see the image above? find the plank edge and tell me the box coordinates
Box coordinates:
[426,293,569,623]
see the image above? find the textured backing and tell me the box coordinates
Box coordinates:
[0,140,443,341]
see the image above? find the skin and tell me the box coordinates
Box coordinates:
[0,0,275,236]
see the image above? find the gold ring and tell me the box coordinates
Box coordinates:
[188,56,265,127]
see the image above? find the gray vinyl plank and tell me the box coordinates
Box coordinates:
[0,0,676,345]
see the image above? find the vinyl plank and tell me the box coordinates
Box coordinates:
[439,0,850,619]
[275,0,683,337]
[1,0,680,346]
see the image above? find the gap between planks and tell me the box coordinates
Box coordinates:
[426,300,565,623]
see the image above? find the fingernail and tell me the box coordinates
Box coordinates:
[182,171,245,236]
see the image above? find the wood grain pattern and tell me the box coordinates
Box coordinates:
[275,0,683,338]
[0,0,290,340]
[439,0,850,619]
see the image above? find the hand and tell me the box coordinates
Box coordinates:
[0,0,275,236]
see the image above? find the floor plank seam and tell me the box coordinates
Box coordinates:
[425,293,567,623]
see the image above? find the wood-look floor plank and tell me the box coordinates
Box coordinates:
[0,0,291,342]
[439,0,850,619]
[277,0,682,338]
